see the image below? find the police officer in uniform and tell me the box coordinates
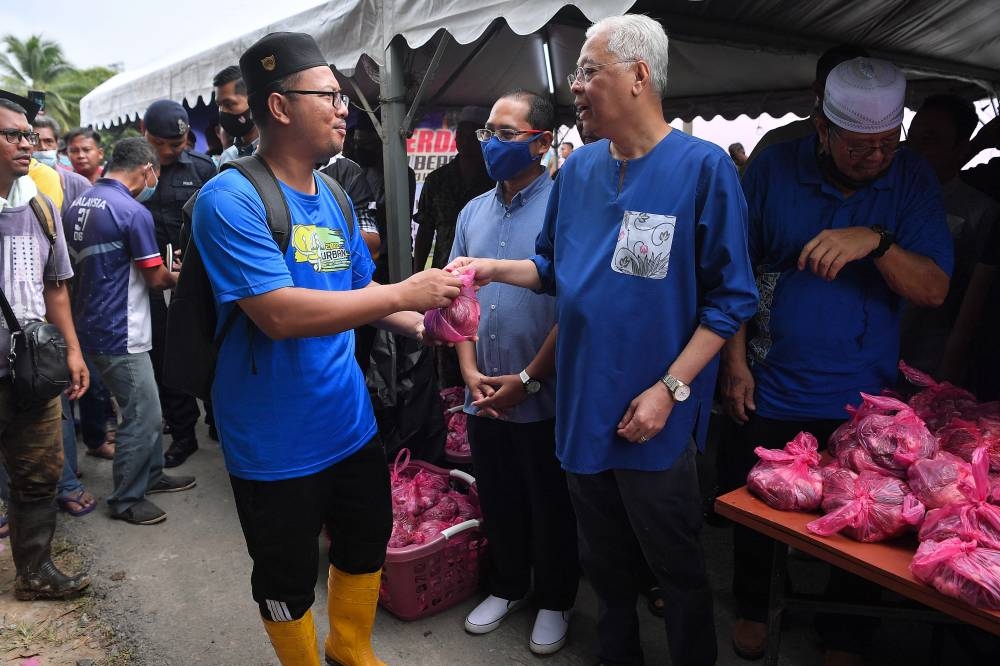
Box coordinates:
[142,100,217,467]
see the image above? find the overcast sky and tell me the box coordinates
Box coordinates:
[3,0,325,71]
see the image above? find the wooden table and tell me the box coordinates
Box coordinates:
[715,487,1000,664]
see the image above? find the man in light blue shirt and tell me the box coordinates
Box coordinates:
[451,90,578,656]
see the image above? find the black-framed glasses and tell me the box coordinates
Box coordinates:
[1,129,40,146]
[475,128,545,143]
[566,59,640,86]
[283,90,350,109]
[829,126,899,160]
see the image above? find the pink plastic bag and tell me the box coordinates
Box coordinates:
[806,468,925,542]
[907,451,977,509]
[423,270,480,343]
[747,432,824,511]
[898,361,978,432]
[832,394,937,478]
[938,417,1000,472]
[918,447,1000,549]
[445,412,470,456]
[911,537,1000,609]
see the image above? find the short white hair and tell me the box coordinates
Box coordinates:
[586,14,669,96]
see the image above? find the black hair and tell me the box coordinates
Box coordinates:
[0,98,27,117]
[918,94,978,144]
[106,136,158,172]
[816,45,870,86]
[247,71,304,130]
[560,141,574,149]
[64,127,102,146]
[213,65,247,96]
[499,89,555,132]
[32,115,61,135]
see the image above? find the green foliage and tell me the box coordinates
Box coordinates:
[0,34,115,129]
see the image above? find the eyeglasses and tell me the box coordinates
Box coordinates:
[283,90,350,109]
[1,129,40,146]
[830,126,899,160]
[475,128,545,143]
[566,60,640,86]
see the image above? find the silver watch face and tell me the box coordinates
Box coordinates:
[674,384,691,402]
[525,379,542,395]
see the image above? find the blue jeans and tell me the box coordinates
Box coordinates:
[57,394,84,498]
[89,352,164,514]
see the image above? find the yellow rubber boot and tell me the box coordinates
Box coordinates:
[262,608,321,666]
[324,566,386,666]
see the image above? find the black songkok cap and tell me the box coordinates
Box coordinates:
[240,32,328,97]
[143,99,190,138]
[0,90,40,123]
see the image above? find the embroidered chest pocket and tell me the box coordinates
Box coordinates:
[611,211,675,279]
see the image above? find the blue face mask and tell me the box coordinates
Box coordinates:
[136,167,158,203]
[32,150,58,168]
[480,134,545,182]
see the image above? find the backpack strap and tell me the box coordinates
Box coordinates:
[221,154,293,252]
[28,194,57,246]
[315,170,357,240]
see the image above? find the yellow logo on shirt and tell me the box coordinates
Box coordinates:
[291,225,350,272]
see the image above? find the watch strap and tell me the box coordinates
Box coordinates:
[869,225,895,259]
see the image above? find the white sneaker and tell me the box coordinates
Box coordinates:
[529,608,571,655]
[464,595,526,634]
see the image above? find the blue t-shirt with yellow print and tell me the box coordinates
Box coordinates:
[193,169,376,481]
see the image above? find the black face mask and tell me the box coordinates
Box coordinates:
[219,110,255,139]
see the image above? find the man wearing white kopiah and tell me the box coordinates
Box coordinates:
[449,15,758,666]
[719,58,953,662]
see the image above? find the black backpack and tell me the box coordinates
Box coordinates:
[163,155,354,400]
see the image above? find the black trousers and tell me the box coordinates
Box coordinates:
[229,436,392,621]
[149,291,201,442]
[567,445,716,666]
[718,413,879,650]
[467,415,579,610]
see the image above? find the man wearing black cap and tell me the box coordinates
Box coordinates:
[191,31,462,666]
[142,99,217,468]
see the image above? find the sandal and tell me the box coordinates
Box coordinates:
[0,514,8,539]
[57,489,98,517]
[85,440,116,460]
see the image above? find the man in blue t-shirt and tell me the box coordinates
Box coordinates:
[718,59,953,661]
[449,16,758,666]
[192,32,462,666]
[67,137,195,526]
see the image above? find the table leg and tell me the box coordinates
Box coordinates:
[764,541,788,666]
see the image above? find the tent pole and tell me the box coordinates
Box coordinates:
[381,35,412,284]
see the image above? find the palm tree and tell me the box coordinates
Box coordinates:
[0,34,114,128]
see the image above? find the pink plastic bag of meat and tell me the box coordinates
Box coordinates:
[898,361,978,432]
[938,417,1000,472]
[853,393,937,476]
[919,447,1000,549]
[449,491,479,520]
[747,432,824,511]
[806,468,925,542]
[412,520,456,544]
[907,451,977,509]
[445,412,470,456]
[423,270,480,343]
[911,537,1000,610]
[404,469,449,516]
[421,494,459,522]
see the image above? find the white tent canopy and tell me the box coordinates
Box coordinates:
[80,0,1000,280]
[82,0,1000,128]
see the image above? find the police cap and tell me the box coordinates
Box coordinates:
[240,32,327,97]
[144,99,190,139]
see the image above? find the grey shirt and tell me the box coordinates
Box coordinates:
[0,189,73,376]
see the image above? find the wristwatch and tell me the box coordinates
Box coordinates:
[519,369,541,395]
[660,374,691,402]
[869,225,895,259]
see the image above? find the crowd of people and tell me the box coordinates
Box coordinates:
[0,10,999,666]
